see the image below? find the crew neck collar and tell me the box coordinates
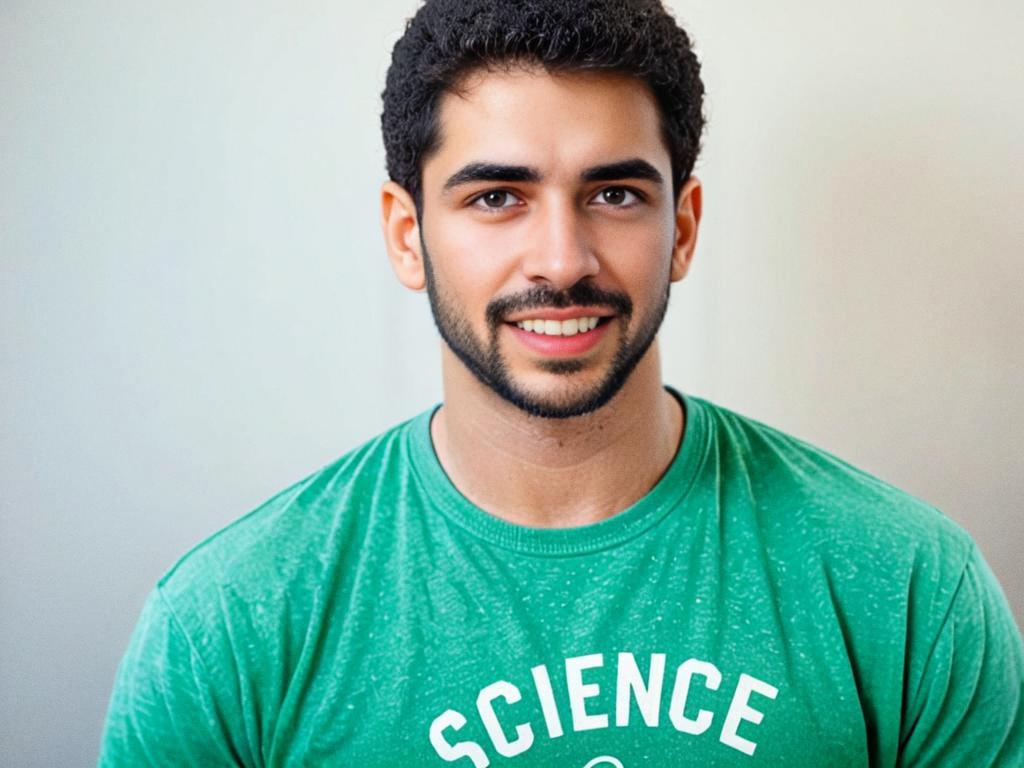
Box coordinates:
[407,388,711,557]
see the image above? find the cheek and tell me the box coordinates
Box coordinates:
[428,214,521,292]
[593,219,674,288]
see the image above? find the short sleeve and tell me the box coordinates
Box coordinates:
[97,588,245,767]
[899,545,1024,766]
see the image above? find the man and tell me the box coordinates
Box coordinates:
[99,0,1023,765]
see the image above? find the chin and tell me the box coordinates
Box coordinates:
[494,374,624,420]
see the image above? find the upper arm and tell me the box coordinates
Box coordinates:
[899,545,1023,766]
[97,588,247,768]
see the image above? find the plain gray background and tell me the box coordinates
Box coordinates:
[2,1,1022,765]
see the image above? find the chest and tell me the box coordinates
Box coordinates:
[262,552,877,767]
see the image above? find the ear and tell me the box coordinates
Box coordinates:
[669,176,702,282]
[381,181,426,291]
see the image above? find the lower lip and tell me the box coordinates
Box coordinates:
[507,321,612,357]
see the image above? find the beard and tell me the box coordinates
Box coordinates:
[421,237,672,419]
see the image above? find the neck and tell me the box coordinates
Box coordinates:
[431,342,684,528]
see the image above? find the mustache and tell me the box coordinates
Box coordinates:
[486,283,633,327]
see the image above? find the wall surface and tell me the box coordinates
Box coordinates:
[2,1,1021,764]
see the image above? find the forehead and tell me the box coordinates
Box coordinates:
[425,67,669,185]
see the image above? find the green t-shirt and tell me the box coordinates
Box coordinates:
[99,393,1023,767]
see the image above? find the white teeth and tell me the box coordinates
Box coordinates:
[514,316,602,335]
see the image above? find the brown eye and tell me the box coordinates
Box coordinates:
[602,188,626,205]
[480,190,511,208]
[470,189,522,211]
[593,187,640,206]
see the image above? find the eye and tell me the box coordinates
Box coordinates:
[471,189,522,210]
[591,186,642,207]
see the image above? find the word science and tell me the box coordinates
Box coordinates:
[429,652,779,765]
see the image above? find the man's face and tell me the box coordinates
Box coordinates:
[418,68,686,418]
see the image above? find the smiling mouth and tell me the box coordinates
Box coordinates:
[504,314,614,360]
[512,317,603,336]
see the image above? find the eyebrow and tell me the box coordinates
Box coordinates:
[443,163,541,191]
[581,159,664,185]
[442,157,664,192]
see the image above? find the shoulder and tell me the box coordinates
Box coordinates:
[155,411,427,616]
[690,395,974,580]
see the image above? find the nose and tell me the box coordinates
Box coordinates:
[520,198,600,289]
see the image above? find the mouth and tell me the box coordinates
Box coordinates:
[504,312,614,357]
[512,316,603,336]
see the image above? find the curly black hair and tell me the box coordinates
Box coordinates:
[381,0,705,210]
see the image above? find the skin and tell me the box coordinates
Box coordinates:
[381,67,702,528]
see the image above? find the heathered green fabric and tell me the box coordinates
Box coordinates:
[99,393,1023,767]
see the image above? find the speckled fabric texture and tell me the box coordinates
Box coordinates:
[99,392,1023,766]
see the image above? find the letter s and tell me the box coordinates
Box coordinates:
[429,709,490,767]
